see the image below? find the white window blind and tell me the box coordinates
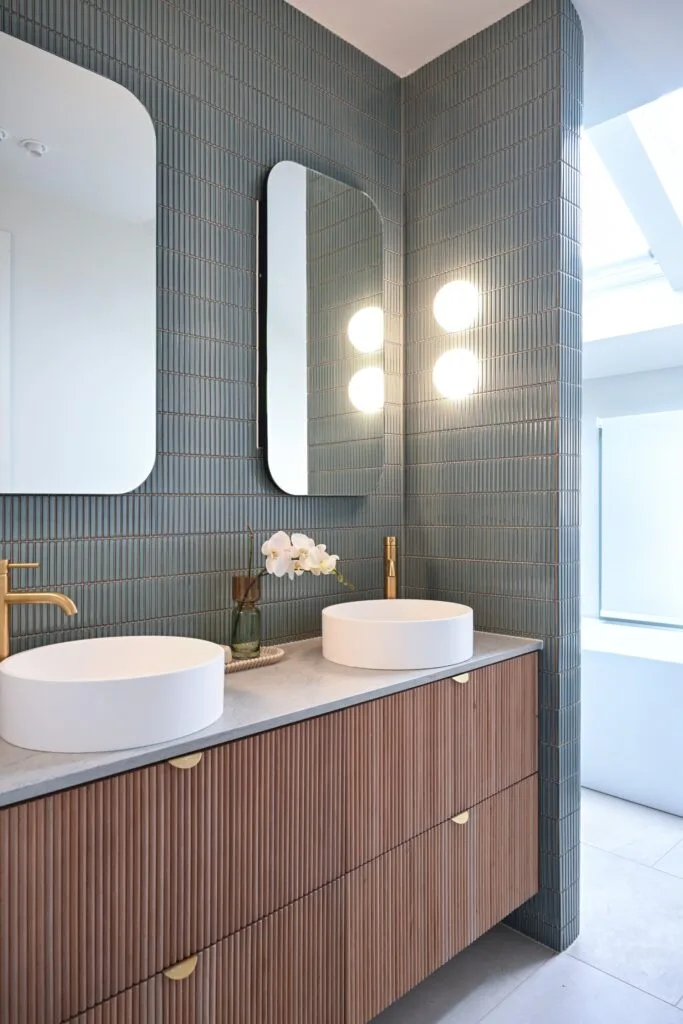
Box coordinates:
[599,410,683,627]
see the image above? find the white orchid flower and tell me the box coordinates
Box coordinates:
[319,552,340,575]
[290,533,319,571]
[256,530,350,587]
[308,544,339,576]
[261,531,293,577]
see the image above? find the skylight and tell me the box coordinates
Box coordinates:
[584,274,683,343]
[583,90,683,344]
[629,88,683,228]
[582,134,651,274]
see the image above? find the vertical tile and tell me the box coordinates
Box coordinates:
[403,0,583,952]
[0,0,404,647]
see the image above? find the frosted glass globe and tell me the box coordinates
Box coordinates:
[347,307,384,353]
[433,281,480,332]
[348,367,384,413]
[433,349,480,400]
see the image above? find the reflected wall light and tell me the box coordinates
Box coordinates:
[433,349,480,400]
[433,281,479,332]
[348,367,384,413]
[347,306,384,353]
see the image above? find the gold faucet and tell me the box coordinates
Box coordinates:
[0,560,78,662]
[384,536,398,599]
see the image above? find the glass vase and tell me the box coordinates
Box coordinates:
[230,575,261,660]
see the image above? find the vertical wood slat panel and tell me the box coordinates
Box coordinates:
[345,652,538,870]
[345,813,470,1024]
[66,881,345,1024]
[0,713,345,1024]
[459,654,538,807]
[470,775,539,941]
[346,775,539,1024]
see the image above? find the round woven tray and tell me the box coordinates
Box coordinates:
[222,645,285,673]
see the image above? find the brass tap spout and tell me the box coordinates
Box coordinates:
[0,559,78,662]
[384,536,398,600]
[5,591,78,615]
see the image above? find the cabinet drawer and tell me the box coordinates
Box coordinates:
[346,774,539,1024]
[0,714,344,1024]
[66,880,345,1024]
[345,652,538,869]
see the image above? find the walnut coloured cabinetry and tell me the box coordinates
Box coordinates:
[0,714,345,1024]
[0,653,538,1024]
[65,882,346,1024]
[344,653,537,870]
[346,775,538,1024]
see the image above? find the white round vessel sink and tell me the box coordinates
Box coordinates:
[322,599,474,670]
[0,635,225,753]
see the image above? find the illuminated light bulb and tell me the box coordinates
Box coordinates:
[433,281,480,332]
[433,349,480,400]
[348,367,384,413]
[347,307,384,353]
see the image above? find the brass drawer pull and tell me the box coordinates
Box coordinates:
[168,751,203,770]
[453,673,469,684]
[164,954,198,981]
[451,810,470,825]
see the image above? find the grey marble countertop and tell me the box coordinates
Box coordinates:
[0,631,541,808]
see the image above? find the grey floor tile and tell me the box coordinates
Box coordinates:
[479,954,683,1024]
[656,841,683,881]
[568,844,683,1004]
[582,788,683,867]
[372,925,551,1023]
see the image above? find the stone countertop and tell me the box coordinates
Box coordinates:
[0,631,542,808]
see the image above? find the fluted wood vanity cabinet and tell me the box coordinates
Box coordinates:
[0,653,538,1024]
[344,654,537,870]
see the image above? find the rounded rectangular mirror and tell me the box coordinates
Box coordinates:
[0,31,156,494]
[263,161,385,496]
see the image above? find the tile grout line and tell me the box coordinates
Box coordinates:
[580,838,683,873]
[474,952,556,1023]
[564,943,683,1008]
[652,838,683,870]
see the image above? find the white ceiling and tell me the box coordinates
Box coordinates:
[287,0,683,126]
[287,0,528,78]
[0,32,155,224]
[584,325,683,379]
[578,0,683,126]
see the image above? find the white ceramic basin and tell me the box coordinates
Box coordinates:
[0,635,225,753]
[322,599,474,670]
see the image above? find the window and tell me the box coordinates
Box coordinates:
[599,410,683,627]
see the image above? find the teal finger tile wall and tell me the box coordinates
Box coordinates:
[0,0,404,648]
[0,0,582,952]
[403,0,582,950]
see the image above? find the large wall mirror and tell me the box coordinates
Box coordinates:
[263,161,385,496]
[0,32,156,494]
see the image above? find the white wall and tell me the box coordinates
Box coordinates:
[0,182,155,493]
[582,366,683,617]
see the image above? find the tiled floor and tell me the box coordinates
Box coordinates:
[374,789,683,1023]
